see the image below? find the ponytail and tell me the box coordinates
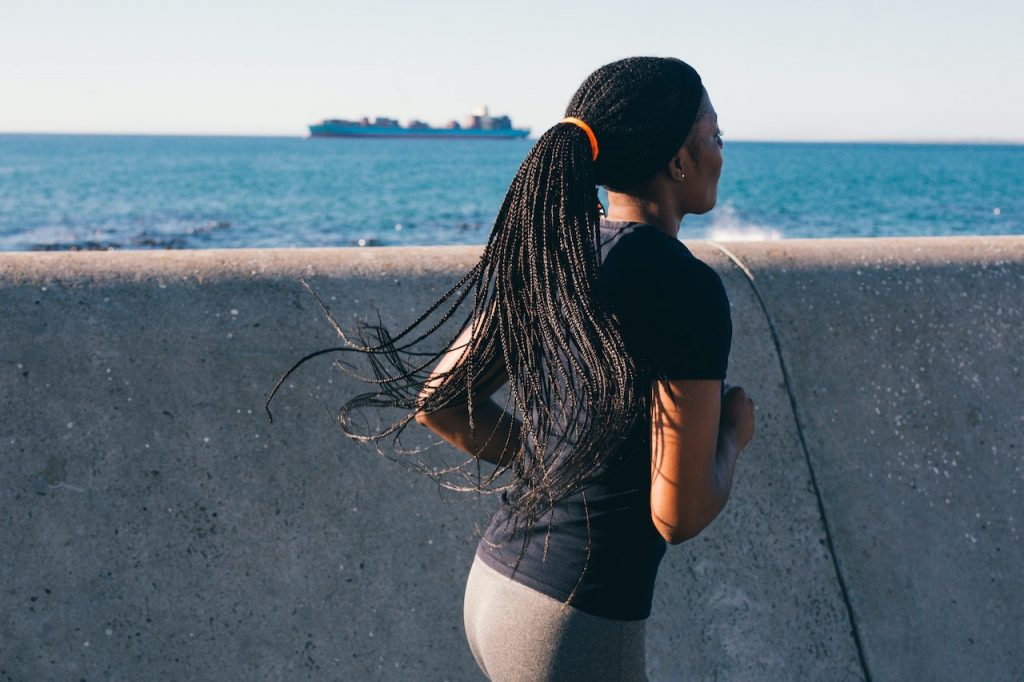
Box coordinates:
[268,56,707,610]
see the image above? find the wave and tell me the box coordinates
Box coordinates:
[25,220,234,251]
[702,203,783,241]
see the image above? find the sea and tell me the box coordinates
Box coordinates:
[1,134,1021,252]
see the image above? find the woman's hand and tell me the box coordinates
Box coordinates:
[719,383,755,452]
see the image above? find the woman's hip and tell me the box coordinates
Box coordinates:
[463,552,648,682]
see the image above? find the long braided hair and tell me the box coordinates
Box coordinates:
[268,56,706,607]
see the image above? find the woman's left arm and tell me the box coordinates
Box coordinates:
[415,319,521,467]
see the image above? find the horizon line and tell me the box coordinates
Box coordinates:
[2,130,1023,146]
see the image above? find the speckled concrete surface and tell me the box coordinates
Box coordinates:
[1,247,487,681]
[721,237,1024,682]
[648,244,863,682]
[1,238,1020,680]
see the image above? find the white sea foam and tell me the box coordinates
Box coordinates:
[702,203,783,241]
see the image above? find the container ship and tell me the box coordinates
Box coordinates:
[308,106,529,139]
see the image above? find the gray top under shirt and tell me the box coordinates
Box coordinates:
[475,219,733,621]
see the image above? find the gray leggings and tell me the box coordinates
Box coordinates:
[463,552,649,681]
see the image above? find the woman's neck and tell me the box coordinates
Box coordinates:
[604,191,682,239]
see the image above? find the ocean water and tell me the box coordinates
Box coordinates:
[0,134,1021,251]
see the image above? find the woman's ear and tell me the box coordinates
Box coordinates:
[667,148,687,182]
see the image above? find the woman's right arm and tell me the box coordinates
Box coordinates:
[649,379,755,544]
[414,316,521,468]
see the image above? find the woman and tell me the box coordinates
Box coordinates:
[273,56,755,681]
[415,57,755,680]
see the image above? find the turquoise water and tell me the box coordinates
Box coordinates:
[0,134,1021,251]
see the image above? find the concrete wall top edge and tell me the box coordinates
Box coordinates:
[2,236,1022,286]
[710,235,1024,270]
[0,244,486,285]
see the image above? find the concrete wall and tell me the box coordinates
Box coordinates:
[1,238,1021,681]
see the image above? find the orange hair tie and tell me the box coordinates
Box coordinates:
[561,117,599,162]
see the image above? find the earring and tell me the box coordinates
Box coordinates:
[679,172,685,181]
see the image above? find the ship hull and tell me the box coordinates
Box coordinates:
[308,124,529,139]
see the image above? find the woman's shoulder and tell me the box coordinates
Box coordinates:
[597,221,733,380]
[599,221,721,287]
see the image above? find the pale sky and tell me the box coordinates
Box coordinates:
[2,0,1022,141]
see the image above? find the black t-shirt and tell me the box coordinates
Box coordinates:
[475,219,733,621]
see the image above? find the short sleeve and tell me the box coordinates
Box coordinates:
[602,237,732,381]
